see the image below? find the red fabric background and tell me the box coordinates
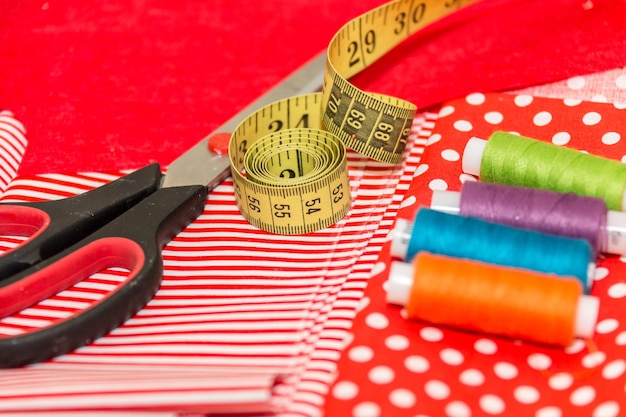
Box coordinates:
[2,0,626,176]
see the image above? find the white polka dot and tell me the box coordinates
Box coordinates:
[401,195,417,209]
[479,394,505,415]
[460,173,477,183]
[582,351,606,368]
[333,380,359,400]
[357,297,370,313]
[446,401,472,417]
[441,149,460,162]
[453,120,473,132]
[565,339,586,354]
[552,131,571,146]
[439,106,455,117]
[533,111,553,127]
[440,348,464,366]
[353,401,381,417]
[371,261,386,277]
[528,353,552,370]
[389,388,416,408]
[582,111,602,126]
[459,368,485,386]
[570,385,596,406]
[420,327,444,342]
[617,331,626,345]
[494,362,518,380]
[514,385,540,404]
[414,164,429,177]
[548,372,574,390]
[614,101,626,110]
[424,380,450,400]
[594,401,620,417]
[594,266,609,281]
[616,74,626,89]
[474,338,498,355]
[485,111,504,124]
[405,355,430,373]
[466,93,486,105]
[567,75,586,90]
[602,131,621,145]
[591,94,609,103]
[385,334,410,350]
[596,318,619,334]
[428,178,448,191]
[564,98,583,106]
[608,282,626,298]
[536,406,563,417]
[365,312,388,329]
[348,345,374,362]
[602,359,626,379]
[368,365,394,384]
[427,133,442,145]
[514,95,533,107]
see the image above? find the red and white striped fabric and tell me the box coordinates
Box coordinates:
[0,110,27,193]
[0,112,437,416]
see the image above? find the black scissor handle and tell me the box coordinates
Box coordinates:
[0,163,163,280]
[0,184,207,368]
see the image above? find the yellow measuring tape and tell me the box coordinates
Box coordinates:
[229,0,479,235]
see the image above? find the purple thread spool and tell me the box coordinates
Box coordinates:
[430,181,626,256]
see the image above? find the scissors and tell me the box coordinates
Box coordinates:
[0,52,326,368]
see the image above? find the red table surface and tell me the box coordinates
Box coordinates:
[2,0,626,177]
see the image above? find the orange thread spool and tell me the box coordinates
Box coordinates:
[397,253,589,346]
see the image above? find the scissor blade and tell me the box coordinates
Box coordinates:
[162,51,327,189]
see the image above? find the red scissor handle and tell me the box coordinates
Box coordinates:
[0,163,162,280]
[0,237,144,318]
[0,205,50,240]
[0,184,207,368]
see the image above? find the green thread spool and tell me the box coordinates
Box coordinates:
[462,131,626,211]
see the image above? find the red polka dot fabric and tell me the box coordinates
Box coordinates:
[325,89,626,417]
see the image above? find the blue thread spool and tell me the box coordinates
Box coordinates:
[430,182,626,257]
[391,208,595,291]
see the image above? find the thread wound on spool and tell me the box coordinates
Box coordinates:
[405,252,582,346]
[480,131,626,211]
[459,181,607,256]
[407,208,593,290]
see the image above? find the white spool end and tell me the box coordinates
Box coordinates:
[430,190,461,214]
[386,261,415,306]
[462,137,487,176]
[390,218,414,260]
[605,210,626,255]
[575,295,599,339]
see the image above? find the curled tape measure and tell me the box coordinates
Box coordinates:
[229,0,479,235]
